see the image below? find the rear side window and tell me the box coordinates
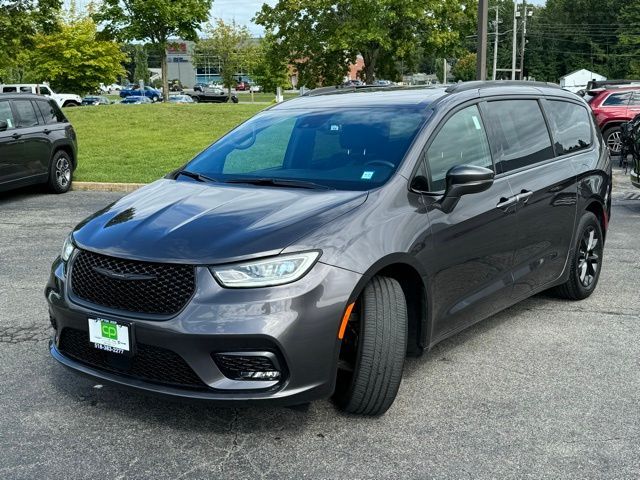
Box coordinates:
[425,105,492,191]
[0,101,16,129]
[13,100,39,128]
[36,100,66,124]
[602,92,631,106]
[544,101,592,155]
[2,86,17,93]
[482,100,554,174]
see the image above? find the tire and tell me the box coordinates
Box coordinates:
[63,101,79,108]
[333,275,407,416]
[47,150,73,194]
[191,96,199,103]
[231,96,239,104]
[603,126,622,155]
[152,95,159,102]
[553,211,604,300]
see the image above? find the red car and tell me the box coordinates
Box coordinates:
[587,87,640,154]
[236,81,250,91]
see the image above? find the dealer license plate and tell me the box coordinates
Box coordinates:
[88,318,131,355]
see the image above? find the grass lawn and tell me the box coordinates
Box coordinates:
[65,103,265,183]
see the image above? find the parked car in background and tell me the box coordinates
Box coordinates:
[372,80,394,86]
[47,81,610,415]
[168,94,194,104]
[120,96,152,105]
[186,87,238,103]
[119,86,161,102]
[249,85,262,93]
[81,96,111,106]
[0,84,82,108]
[0,93,77,193]
[236,81,250,91]
[587,86,640,154]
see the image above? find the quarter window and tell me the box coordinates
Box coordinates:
[482,100,554,174]
[13,100,39,128]
[36,100,65,124]
[0,101,16,129]
[40,86,52,95]
[425,105,492,191]
[544,101,592,155]
[602,92,632,106]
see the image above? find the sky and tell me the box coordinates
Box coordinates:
[67,0,547,37]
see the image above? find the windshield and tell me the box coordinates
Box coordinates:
[184,107,429,190]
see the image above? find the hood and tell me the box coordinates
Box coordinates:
[72,179,368,264]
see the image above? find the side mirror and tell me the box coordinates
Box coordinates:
[0,120,7,132]
[437,164,494,213]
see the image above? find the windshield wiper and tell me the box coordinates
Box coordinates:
[175,170,218,183]
[224,177,332,190]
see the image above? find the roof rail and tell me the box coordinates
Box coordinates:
[301,84,445,97]
[445,80,562,94]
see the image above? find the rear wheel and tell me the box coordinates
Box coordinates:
[63,101,80,108]
[191,96,199,103]
[553,212,603,300]
[604,126,622,155]
[47,150,73,194]
[333,275,407,416]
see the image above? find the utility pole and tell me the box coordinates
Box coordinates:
[519,1,531,80]
[476,0,489,80]
[511,0,518,80]
[444,58,447,84]
[492,6,499,80]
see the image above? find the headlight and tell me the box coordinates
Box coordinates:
[61,234,75,262]
[210,251,320,288]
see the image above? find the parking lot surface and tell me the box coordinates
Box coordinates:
[1,169,639,479]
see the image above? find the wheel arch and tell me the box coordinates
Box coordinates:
[345,254,430,356]
[53,143,76,170]
[585,199,607,242]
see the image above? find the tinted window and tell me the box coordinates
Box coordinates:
[186,107,429,191]
[483,100,554,173]
[36,100,65,124]
[602,92,631,106]
[545,101,592,155]
[14,100,39,128]
[425,105,492,191]
[2,86,17,93]
[19,86,32,93]
[40,86,52,95]
[0,101,16,129]
[629,92,640,106]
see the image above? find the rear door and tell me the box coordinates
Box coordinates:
[0,100,21,183]
[418,103,518,340]
[626,91,640,120]
[481,98,578,298]
[12,99,52,177]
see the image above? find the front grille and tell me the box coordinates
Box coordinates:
[70,249,195,315]
[214,353,280,380]
[58,328,208,390]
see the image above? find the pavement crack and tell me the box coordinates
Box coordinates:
[0,323,50,344]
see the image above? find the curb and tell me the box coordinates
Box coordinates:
[72,182,146,193]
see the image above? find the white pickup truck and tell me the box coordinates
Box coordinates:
[0,84,82,108]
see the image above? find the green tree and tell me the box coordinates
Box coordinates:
[194,19,258,99]
[252,34,291,93]
[255,0,427,86]
[132,44,150,84]
[452,53,477,81]
[0,0,62,79]
[22,14,127,94]
[94,0,212,100]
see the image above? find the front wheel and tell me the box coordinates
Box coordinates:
[231,96,239,104]
[152,95,159,102]
[191,96,199,103]
[333,275,407,416]
[47,150,73,194]
[63,101,80,108]
[553,212,604,300]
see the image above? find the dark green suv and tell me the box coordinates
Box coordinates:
[0,93,77,194]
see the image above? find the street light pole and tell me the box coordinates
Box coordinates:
[492,6,499,80]
[476,0,489,80]
[511,0,518,80]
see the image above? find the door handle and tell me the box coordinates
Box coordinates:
[517,190,534,205]
[43,128,51,134]
[11,133,21,139]
[496,195,518,211]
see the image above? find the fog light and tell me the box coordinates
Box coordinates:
[239,370,281,380]
[213,352,283,382]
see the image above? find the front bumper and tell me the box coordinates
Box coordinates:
[46,256,361,405]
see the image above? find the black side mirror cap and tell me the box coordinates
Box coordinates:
[437,164,495,213]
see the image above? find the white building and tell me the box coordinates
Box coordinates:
[559,69,606,93]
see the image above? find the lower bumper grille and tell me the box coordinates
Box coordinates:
[58,328,208,390]
[213,353,281,381]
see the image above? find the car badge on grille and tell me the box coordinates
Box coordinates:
[92,266,156,281]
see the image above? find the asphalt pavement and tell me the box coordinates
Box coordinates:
[0,169,638,479]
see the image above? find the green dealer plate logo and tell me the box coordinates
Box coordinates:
[101,321,118,340]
